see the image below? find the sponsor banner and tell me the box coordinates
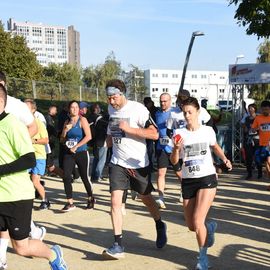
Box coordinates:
[229,63,270,84]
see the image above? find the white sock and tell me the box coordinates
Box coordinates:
[30,221,42,239]
[0,238,9,263]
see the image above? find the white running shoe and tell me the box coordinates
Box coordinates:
[156,198,166,209]
[0,260,7,270]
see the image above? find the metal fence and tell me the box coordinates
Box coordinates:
[6,77,107,102]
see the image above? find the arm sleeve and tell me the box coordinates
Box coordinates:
[0,152,36,176]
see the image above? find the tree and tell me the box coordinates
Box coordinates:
[0,23,42,97]
[41,63,82,100]
[248,39,270,101]
[125,65,147,103]
[229,0,270,38]
[82,51,122,101]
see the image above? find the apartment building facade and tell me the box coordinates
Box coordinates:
[7,18,80,67]
[144,69,251,108]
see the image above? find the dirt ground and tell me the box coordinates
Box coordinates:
[7,166,270,270]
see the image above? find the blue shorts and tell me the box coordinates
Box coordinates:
[30,159,46,175]
[255,146,270,165]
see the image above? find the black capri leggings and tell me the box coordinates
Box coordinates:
[63,150,93,199]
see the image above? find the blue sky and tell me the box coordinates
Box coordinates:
[1,0,263,71]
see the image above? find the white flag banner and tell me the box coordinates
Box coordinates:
[229,63,270,85]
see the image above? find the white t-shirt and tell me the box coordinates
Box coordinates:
[108,100,150,169]
[167,107,211,130]
[175,125,216,178]
[5,95,34,126]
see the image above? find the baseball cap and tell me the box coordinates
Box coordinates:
[79,101,89,109]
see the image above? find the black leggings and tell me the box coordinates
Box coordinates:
[63,150,93,199]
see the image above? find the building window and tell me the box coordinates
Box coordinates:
[172,74,178,78]
[201,74,207,79]
[191,74,197,79]
[152,88,158,92]
[152,73,158,78]
[219,89,225,93]
[162,74,168,78]
[191,89,197,93]
[162,88,168,92]
[220,76,225,79]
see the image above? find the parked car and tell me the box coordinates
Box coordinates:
[218,100,232,111]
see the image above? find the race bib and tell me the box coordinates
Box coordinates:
[65,139,78,149]
[113,137,122,144]
[160,136,170,145]
[184,159,203,175]
[260,123,270,132]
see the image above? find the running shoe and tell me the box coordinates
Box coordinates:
[49,245,68,270]
[156,222,167,249]
[39,200,51,210]
[195,249,208,270]
[30,226,47,241]
[0,260,7,270]
[102,243,125,260]
[61,203,76,212]
[131,190,138,200]
[85,197,96,209]
[206,221,217,248]
[156,198,166,209]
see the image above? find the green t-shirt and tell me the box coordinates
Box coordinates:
[0,114,35,202]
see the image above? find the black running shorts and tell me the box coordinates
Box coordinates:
[0,199,33,240]
[109,163,154,195]
[181,174,217,199]
[156,150,182,171]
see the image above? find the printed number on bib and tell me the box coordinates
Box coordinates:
[66,139,78,149]
[188,165,200,173]
[113,137,122,144]
[160,137,170,145]
[184,159,203,174]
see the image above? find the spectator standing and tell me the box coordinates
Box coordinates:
[241,104,259,179]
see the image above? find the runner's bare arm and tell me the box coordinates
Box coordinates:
[211,143,232,170]
[106,135,113,147]
[119,121,158,140]
[27,119,38,137]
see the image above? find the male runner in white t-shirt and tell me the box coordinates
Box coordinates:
[102,79,167,259]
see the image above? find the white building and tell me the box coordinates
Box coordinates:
[7,18,70,66]
[144,69,251,109]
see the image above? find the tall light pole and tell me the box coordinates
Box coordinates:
[178,31,205,95]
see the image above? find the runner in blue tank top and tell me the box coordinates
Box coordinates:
[60,100,94,212]
[155,93,182,209]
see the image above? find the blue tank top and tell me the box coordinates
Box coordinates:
[66,118,87,152]
[155,108,173,153]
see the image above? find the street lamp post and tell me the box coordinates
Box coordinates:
[178,31,204,95]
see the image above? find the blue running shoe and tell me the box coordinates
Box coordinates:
[49,245,68,270]
[206,221,217,248]
[156,222,167,249]
[195,247,208,270]
[102,243,125,260]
